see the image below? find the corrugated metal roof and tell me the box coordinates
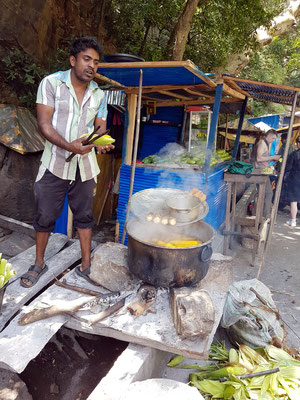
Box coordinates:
[223,76,300,107]
[0,104,44,154]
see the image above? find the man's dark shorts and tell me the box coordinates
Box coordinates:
[33,168,96,232]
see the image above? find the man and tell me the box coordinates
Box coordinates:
[255,129,280,218]
[21,37,114,287]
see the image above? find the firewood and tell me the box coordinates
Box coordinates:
[18,296,96,325]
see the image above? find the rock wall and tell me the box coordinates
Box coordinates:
[0,144,41,223]
[0,0,109,63]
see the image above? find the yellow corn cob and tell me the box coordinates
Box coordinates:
[169,240,200,247]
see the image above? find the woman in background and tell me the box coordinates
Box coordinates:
[285,136,300,227]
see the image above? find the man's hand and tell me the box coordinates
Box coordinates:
[68,137,95,155]
[95,144,115,154]
[272,155,281,161]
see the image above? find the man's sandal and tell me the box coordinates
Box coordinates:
[20,264,48,288]
[75,265,99,286]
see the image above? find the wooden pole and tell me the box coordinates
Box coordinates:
[124,94,138,165]
[121,69,143,244]
[224,114,229,150]
[257,91,299,279]
[232,97,248,159]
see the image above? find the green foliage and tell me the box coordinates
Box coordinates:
[240,24,300,116]
[0,37,72,113]
[104,0,285,71]
[105,0,183,60]
[0,48,48,112]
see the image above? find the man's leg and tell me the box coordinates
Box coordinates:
[77,227,92,271]
[35,231,51,266]
[21,170,69,287]
[290,202,297,220]
[263,178,273,218]
[68,169,96,273]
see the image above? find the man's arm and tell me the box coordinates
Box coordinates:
[256,141,280,162]
[37,104,94,155]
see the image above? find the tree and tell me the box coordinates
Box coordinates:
[240,24,300,116]
[168,0,202,61]
[104,0,286,72]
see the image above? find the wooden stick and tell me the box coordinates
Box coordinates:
[219,368,280,382]
[18,295,96,325]
[54,277,104,297]
[121,69,143,244]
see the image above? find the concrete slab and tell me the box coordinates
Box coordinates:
[88,344,171,400]
[66,253,233,360]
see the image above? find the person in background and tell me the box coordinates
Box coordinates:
[21,36,114,287]
[275,133,294,173]
[255,129,281,218]
[285,136,300,227]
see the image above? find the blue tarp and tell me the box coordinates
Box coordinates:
[97,63,210,87]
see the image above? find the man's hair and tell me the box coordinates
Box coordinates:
[265,129,277,137]
[70,37,103,59]
[281,133,287,141]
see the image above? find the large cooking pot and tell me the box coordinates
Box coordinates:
[126,218,215,287]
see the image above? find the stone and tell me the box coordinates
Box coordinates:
[170,288,215,339]
[90,242,137,291]
[0,368,32,400]
[0,144,40,223]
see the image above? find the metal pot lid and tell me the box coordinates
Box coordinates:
[129,188,209,225]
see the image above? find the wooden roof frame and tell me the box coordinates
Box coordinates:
[96,61,246,110]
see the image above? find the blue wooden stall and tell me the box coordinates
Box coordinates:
[96,61,247,242]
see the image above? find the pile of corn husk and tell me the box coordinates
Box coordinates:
[168,341,300,399]
[0,253,16,289]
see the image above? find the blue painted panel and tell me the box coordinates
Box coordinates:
[138,107,184,159]
[138,125,179,160]
[97,66,208,87]
[147,106,184,124]
[53,195,68,235]
[249,115,280,129]
[117,164,227,244]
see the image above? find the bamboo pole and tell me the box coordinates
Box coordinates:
[257,91,299,279]
[121,69,143,244]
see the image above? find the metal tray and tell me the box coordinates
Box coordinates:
[129,188,209,226]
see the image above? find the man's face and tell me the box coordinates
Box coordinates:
[70,48,100,82]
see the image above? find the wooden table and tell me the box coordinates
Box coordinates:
[223,171,270,263]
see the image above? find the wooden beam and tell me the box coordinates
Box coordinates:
[222,83,245,100]
[224,80,250,97]
[159,90,191,100]
[185,88,213,98]
[95,73,124,88]
[0,214,35,239]
[125,83,210,94]
[154,97,242,108]
[124,94,137,165]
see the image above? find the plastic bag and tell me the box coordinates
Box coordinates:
[227,161,254,177]
[221,279,285,348]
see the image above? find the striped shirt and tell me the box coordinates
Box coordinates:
[36,69,107,182]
